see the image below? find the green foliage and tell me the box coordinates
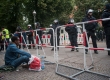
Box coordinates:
[0,0,109,33]
[24,0,74,27]
[74,0,108,22]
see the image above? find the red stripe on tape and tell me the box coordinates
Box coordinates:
[89,48,104,50]
[65,46,74,48]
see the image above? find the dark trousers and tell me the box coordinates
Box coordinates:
[104,27,110,55]
[28,37,34,48]
[51,35,60,49]
[86,32,97,52]
[1,38,9,50]
[11,56,29,68]
[69,34,78,47]
[105,35,110,55]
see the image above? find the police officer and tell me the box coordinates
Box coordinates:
[82,9,98,54]
[65,19,79,52]
[51,19,60,51]
[35,22,43,49]
[27,24,35,49]
[102,3,110,56]
[1,27,10,50]
[47,24,54,47]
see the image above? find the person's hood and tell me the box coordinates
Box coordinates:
[105,3,110,11]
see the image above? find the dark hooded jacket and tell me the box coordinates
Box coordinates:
[27,27,33,37]
[65,22,77,35]
[82,13,97,32]
[102,3,110,29]
[36,22,43,37]
[52,22,60,36]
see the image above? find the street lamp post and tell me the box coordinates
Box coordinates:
[33,10,36,30]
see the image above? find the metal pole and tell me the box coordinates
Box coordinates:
[33,10,36,30]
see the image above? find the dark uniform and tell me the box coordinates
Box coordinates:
[35,22,43,49]
[48,24,54,46]
[50,19,60,51]
[98,30,103,41]
[16,26,22,48]
[82,9,98,54]
[27,25,35,49]
[102,3,110,55]
[65,19,78,52]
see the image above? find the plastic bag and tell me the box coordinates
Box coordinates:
[28,55,41,71]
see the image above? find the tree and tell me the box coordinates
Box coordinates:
[24,0,74,27]
[0,0,74,32]
[0,0,27,32]
[74,0,107,22]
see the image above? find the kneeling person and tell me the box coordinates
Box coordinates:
[4,36,31,70]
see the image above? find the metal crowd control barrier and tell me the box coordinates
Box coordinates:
[55,18,110,80]
[16,28,56,64]
[35,28,57,64]
[13,30,46,57]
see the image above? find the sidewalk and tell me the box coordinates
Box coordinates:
[0,41,110,80]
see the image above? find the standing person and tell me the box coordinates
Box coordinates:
[82,9,98,54]
[5,36,31,70]
[15,26,22,49]
[1,27,10,50]
[65,19,79,52]
[35,22,43,49]
[51,19,60,51]
[22,30,27,48]
[47,24,54,47]
[102,3,110,56]
[0,31,2,51]
[27,24,35,49]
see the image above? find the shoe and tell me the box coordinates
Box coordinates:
[108,51,110,56]
[76,49,79,52]
[94,51,98,54]
[51,48,54,51]
[71,48,74,51]
[22,64,29,68]
[85,51,88,54]
[28,47,31,49]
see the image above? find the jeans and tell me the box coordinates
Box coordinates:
[11,56,30,68]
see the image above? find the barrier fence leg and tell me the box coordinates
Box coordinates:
[82,23,94,70]
[37,34,46,58]
[84,25,94,70]
[21,34,30,53]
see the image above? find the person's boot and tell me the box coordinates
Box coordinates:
[76,49,79,52]
[51,48,54,51]
[94,51,98,54]
[28,45,31,49]
[71,48,74,51]
[85,49,88,54]
[108,51,110,56]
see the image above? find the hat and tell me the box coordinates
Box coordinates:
[28,24,31,26]
[88,9,93,13]
[50,24,52,26]
[69,19,74,23]
[54,19,58,23]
